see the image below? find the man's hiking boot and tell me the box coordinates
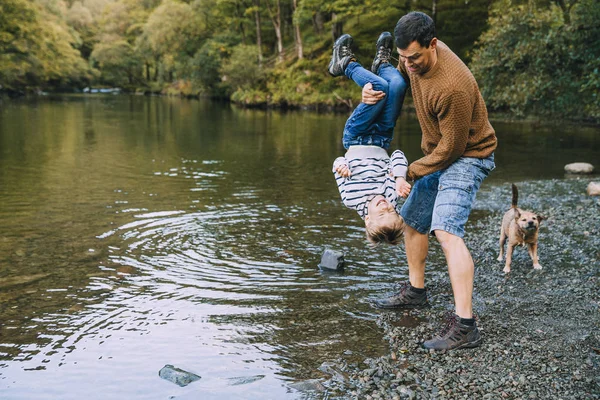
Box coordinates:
[371,32,394,74]
[422,313,482,351]
[374,281,428,309]
[328,34,355,77]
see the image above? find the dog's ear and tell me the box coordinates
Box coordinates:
[536,215,545,223]
[513,209,521,219]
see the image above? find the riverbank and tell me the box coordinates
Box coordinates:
[318,178,600,399]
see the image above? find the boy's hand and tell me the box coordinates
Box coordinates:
[335,163,351,177]
[396,177,411,198]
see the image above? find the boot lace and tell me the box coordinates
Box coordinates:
[438,313,459,337]
[376,46,392,63]
[340,45,353,58]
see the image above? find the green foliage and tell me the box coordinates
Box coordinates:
[1,0,597,120]
[470,0,600,120]
[266,58,359,108]
[91,37,140,85]
[221,44,264,93]
[189,33,239,94]
[0,0,91,92]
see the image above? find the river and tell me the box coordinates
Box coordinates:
[0,95,598,399]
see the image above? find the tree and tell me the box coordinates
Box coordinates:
[291,0,303,59]
[137,0,202,82]
[470,0,600,119]
[0,0,91,92]
[265,0,284,63]
[91,36,140,85]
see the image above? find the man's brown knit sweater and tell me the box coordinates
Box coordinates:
[399,41,497,180]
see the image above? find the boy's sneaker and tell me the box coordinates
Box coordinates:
[422,313,482,351]
[374,281,428,309]
[328,34,355,77]
[371,32,394,73]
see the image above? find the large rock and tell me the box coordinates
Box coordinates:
[564,162,594,174]
[318,361,348,382]
[319,249,345,271]
[158,364,201,387]
[587,182,600,196]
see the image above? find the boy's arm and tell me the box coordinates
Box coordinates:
[333,156,351,177]
[332,157,356,210]
[390,150,408,178]
[391,150,411,198]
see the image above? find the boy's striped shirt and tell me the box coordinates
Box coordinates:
[332,146,408,219]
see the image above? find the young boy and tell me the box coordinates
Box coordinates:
[329,32,411,245]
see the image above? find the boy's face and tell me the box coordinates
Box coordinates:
[365,195,400,228]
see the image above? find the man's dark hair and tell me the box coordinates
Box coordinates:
[394,11,436,50]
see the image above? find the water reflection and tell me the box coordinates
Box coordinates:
[0,95,598,399]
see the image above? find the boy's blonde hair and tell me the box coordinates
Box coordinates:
[365,216,405,246]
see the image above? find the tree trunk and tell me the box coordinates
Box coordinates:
[236,2,246,44]
[292,0,303,59]
[266,0,284,63]
[554,0,574,24]
[431,0,438,25]
[145,62,150,82]
[313,12,324,35]
[153,56,159,81]
[331,12,343,42]
[254,0,264,65]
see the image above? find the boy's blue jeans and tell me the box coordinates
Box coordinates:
[342,62,407,150]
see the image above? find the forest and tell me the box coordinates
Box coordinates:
[0,0,598,120]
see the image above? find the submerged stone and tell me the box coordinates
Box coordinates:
[319,249,345,271]
[288,379,326,392]
[564,162,594,174]
[158,364,201,387]
[227,375,265,386]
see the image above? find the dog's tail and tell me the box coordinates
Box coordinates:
[511,183,519,208]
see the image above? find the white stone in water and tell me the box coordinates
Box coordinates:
[158,364,201,387]
[288,379,326,392]
[564,162,594,174]
[319,249,345,271]
[587,182,600,196]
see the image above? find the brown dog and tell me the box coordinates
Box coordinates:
[497,184,544,273]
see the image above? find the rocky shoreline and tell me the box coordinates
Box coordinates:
[315,178,599,399]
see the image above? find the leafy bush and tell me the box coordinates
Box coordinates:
[221,44,265,93]
[470,0,600,120]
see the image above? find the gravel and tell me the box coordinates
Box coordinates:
[318,178,600,399]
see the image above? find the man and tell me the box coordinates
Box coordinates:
[363,11,497,350]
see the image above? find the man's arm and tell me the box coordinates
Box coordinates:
[361,83,386,105]
[408,91,473,180]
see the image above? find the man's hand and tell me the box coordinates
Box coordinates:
[335,163,351,177]
[362,82,385,105]
[396,177,412,198]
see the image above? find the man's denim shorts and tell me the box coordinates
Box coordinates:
[400,155,496,238]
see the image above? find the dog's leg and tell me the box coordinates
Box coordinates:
[528,243,542,269]
[497,227,506,261]
[503,243,514,274]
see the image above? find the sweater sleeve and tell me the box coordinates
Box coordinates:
[408,90,473,180]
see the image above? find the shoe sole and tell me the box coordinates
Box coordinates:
[373,302,430,310]
[422,337,483,351]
